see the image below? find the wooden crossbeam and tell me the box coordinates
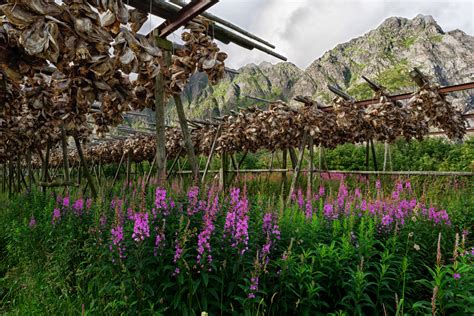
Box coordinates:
[157,0,218,38]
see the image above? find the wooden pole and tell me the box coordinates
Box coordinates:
[2,163,5,193]
[281,149,288,195]
[110,151,126,196]
[370,139,378,171]
[167,148,183,180]
[219,153,228,192]
[27,149,33,191]
[307,138,314,193]
[145,155,157,187]
[202,124,221,183]
[289,147,297,169]
[8,161,13,197]
[16,157,21,193]
[237,152,247,169]
[288,133,308,201]
[365,139,370,171]
[73,135,97,198]
[42,139,51,195]
[61,126,70,190]
[383,142,388,172]
[126,151,131,185]
[154,40,170,186]
[173,94,200,184]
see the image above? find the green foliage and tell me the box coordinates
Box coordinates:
[402,36,416,48]
[0,177,472,314]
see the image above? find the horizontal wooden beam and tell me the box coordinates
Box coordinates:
[318,82,474,110]
[173,168,474,176]
[170,0,276,49]
[157,0,218,38]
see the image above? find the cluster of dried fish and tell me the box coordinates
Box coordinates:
[0,0,227,163]
[408,83,466,140]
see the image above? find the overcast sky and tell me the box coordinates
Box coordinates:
[193,0,474,69]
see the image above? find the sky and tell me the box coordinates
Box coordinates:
[194,0,474,69]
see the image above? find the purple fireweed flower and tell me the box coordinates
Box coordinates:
[250,277,259,291]
[392,190,400,200]
[262,213,273,232]
[110,225,125,259]
[453,273,461,279]
[248,276,259,298]
[127,207,135,220]
[173,244,183,263]
[319,186,325,196]
[382,214,393,226]
[323,203,337,220]
[73,198,84,215]
[196,220,215,266]
[297,189,304,209]
[29,216,37,228]
[375,179,381,190]
[62,196,70,208]
[354,188,361,199]
[155,188,167,210]
[154,231,165,257]
[196,193,219,267]
[405,181,412,191]
[132,212,150,242]
[86,198,92,209]
[187,186,200,216]
[99,214,107,228]
[396,182,404,192]
[305,200,313,219]
[52,208,61,225]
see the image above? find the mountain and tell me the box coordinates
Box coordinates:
[173,14,473,120]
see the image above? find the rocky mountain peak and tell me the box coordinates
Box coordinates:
[176,15,473,120]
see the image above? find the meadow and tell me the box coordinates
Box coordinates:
[1,174,472,315]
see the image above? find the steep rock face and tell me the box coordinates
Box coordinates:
[296,14,473,106]
[179,14,473,119]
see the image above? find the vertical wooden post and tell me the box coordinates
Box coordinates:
[154,37,171,187]
[318,145,322,170]
[2,163,5,193]
[126,151,131,185]
[370,139,378,171]
[110,151,126,197]
[61,126,70,188]
[281,149,288,195]
[383,142,388,172]
[365,139,370,171]
[289,147,297,169]
[8,161,13,197]
[307,138,314,193]
[27,149,33,191]
[288,133,308,201]
[74,135,97,198]
[202,124,221,183]
[42,139,51,194]
[219,153,228,192]
[16,157,21,193]
[167,149,183,179]
[173,94,200,184]
[77,161,82,185]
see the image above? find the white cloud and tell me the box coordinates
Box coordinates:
[206,0,474,69]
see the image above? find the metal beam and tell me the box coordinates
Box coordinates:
[157,0,218,38]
